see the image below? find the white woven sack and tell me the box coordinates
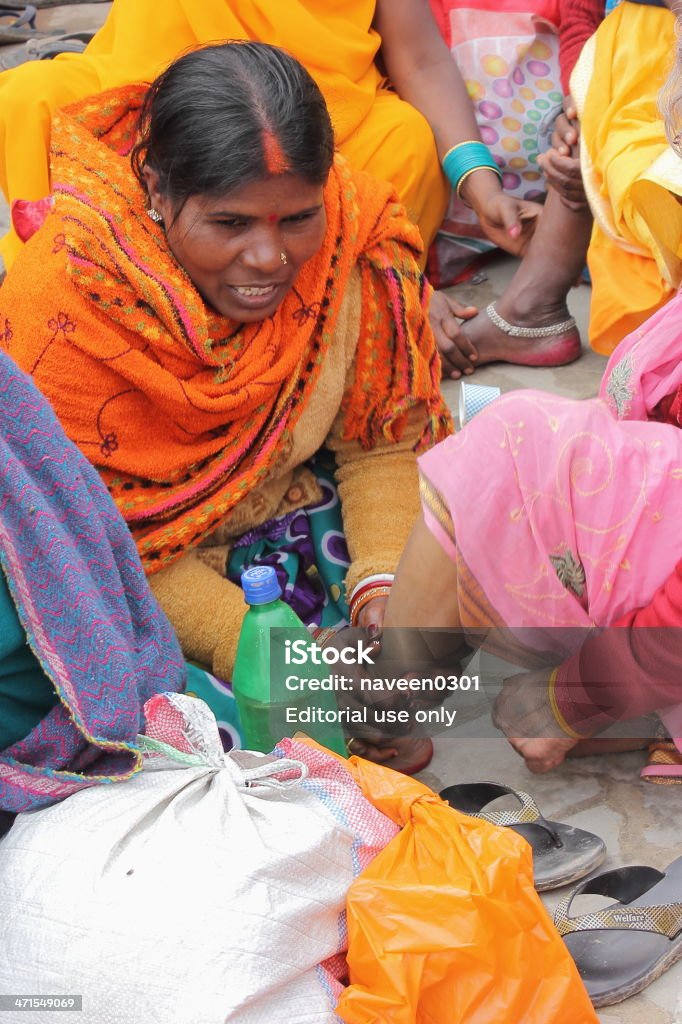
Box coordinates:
[0,696,359,1024]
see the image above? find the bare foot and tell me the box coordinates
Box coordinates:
[493,669,581,773]
[346,735,433,775]
[494,671,649,772]
[458,293,581,369]
[508,735,580,773]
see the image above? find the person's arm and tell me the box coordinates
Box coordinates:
[554,558,682,734]
[373,0,539,249]
[326,404,428,630]
[374,0,541,375]
[558,0,603,95]
[537,0,603,210]
[149,549,248,680]
[373,0,483,170]
[492,559,682,773]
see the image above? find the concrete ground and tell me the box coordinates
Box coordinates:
[0,3,680,1021]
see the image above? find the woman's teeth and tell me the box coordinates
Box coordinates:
[232,285,276,297]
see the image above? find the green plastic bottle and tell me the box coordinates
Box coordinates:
[232,565,346,756]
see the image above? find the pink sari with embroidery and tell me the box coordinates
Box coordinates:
[419,290,682,648]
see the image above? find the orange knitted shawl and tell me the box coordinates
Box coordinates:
[1,85,450,572]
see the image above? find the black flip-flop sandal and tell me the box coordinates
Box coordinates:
[25,29,92,56]
[556,857,682,1007]
[439,782,606,891]
[0,3,43,43]
[0,29,92,69]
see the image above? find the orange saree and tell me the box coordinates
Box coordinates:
[1,86,450,573]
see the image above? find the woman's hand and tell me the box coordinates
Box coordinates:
[539,149,586,211]
[474,191,542,257]
[492,668,582,772]
[429,289,479,380]
[325,604,413,761]
[537,99,587,212]
[355,594,388,638]
[553,99,580,154]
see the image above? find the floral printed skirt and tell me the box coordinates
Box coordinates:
[185,451,351,751]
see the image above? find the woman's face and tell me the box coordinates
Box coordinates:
[145,169,327,322]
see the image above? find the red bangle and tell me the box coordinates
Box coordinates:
[312,626,338,649]
[349,585,392,627]
[349,575,394,602]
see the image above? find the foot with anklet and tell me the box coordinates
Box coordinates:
[457,298,580,375]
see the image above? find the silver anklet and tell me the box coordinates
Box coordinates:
[486,302,577,339]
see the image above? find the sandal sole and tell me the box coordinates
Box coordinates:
[590,940,682,1007]
[513,820,606,892]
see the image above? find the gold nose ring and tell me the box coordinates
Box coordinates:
[280,251,288,265]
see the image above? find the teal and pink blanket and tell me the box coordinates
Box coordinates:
[0,351,184,813]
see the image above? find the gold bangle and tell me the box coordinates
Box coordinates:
[346,736,366,756]
[455,165,503,204]
[548,668,590,740]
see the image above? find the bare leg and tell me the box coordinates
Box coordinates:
[461,190,593,366]
[347,514,464,771]
[383,513,462,630]
[381,516,651,774]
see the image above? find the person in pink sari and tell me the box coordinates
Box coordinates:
[380,257,682,783]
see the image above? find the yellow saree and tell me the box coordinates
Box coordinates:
[0,0,447,266]
[574,3,682,355]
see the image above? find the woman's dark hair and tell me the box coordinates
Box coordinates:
[131,41,335,210]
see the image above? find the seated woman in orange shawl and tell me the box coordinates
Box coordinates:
[0,40,451,774]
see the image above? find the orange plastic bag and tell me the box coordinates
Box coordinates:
[335,755,598,1024]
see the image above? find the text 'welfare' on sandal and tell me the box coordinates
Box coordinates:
[556,857,682,1007]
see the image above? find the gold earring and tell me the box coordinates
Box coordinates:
[147,207,163,224]
[280,251,288,265]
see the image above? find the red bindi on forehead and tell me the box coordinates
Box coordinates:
[267,213,278,224]
[261,128,290,175]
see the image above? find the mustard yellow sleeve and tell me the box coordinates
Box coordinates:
[149,550,247,680]
[326,404,426,598]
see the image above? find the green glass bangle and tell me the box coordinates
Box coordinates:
[442,141,501,191]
